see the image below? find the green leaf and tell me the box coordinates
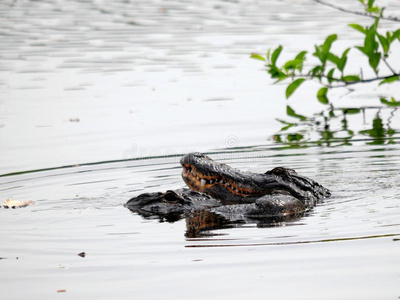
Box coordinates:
[286,105,307,121]
[322,34,338,54]
[358,23,379,57]
[287,133,304,142]
[281,123,295,131]
[380,97,400,107]
[286,105,296,116]
[274,75,289,83]
[349,24,366,34]
[327,68,335,83]
[367,6,380,13]
[309,65,323,77]
[313,45,323,61]
[356,45,368,56]
[267,65,287,80]
[372,16,380,31]
[364,29,378,54]
[283,59,304,71]
[317,87,328,97]
[277,119,293,125]
[379,76,399,85]
[317,87,329,104]
[377,34,389,53]
[273,135,282,143]
[342,75,361,82]
[295,51,307,61]
[327,53,340,65]
[250,53,265,61]
[271,46,283,65]
[386,31,392,44]
[343,108,361,115]
[337,48,350,71]
[367,0,375,8]
[285,78,305,99]
[368,52,381,73]
[313,34,337,65]
[390,29,400,43]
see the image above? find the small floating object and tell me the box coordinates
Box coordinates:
[3,198,35,209]
[57,290,67,293]
[77,252,86,258]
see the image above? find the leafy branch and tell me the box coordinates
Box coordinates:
[251,1,400,104]
[313,0,400,23]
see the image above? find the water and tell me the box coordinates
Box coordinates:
[1,146,400,299]
[1,0,400,299]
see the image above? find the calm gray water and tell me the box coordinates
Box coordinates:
[1,0,400,299]
[1,146,400,299]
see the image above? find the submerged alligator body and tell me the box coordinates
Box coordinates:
[126,153,330,231]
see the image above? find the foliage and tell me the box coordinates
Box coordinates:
[273,106,399,147]
[251,0,400,105]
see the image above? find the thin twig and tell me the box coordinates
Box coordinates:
[313,0,400,22]
[291,72,400,88]
[382,57,397,75]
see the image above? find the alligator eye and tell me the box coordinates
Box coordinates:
[164,191,181,202]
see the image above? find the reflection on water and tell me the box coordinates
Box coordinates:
[184,210,307,238]
[127,205,306,238]
[185,211,234,238]
[274,105,400,147]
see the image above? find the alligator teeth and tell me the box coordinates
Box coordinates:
[185,166,249,195]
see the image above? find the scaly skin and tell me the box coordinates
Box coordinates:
[180,152,330,206]
[126,153,330,222]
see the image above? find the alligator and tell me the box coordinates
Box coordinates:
[126,152,330,232]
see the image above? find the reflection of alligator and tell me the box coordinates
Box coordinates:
[126,153,330,234]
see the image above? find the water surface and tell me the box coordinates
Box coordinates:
[1,146,400,299]
[1,0,400,299]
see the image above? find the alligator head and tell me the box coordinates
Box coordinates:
[125,188,221,220]
[180,152,330,205]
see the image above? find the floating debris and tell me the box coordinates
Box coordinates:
[57,290,66,293]
[3,198,35,209]
[77,252,86,258]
